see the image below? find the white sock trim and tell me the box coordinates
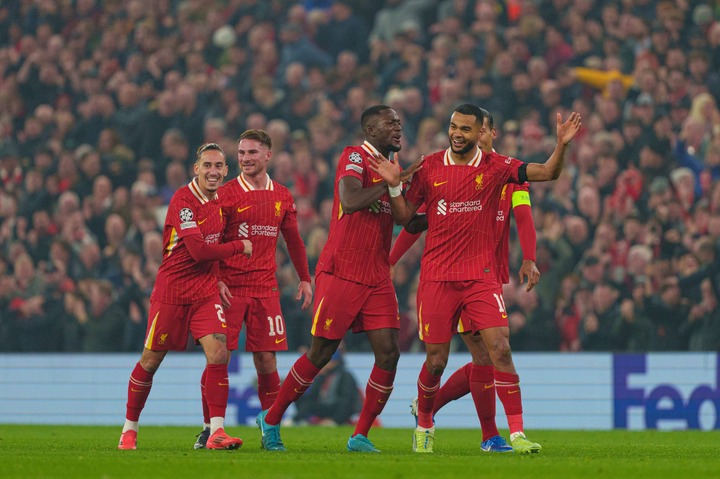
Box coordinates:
[210,417,224,434]
[122,420,138,433]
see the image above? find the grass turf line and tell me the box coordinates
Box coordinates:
[1,425,719,479]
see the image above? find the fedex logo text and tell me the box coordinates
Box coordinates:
[613,354,720,430]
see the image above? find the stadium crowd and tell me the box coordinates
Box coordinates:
[1,0,720,353]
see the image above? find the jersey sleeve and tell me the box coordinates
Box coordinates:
[511,183,531,209]
[403,166,426,207]
[493,153,526,185]
[511,184,536,262]
[280,193,312,283]
[168,195,201,239]
[337,147,366,182]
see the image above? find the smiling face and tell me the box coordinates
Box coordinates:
[194,147,227,197]
[448,111,482,155]
[366,108,402,155]
[237,137,271,178]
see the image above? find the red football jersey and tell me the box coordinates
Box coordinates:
[404,147,524,282]
[494,182,530,284]
[316,141,396,286]
[219,174,305,297]
[151,179,226,304]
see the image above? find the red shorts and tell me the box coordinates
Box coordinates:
[417,280,507,344]
[144,296,227,351]
[311,272,399,340]
[225,295,287,352]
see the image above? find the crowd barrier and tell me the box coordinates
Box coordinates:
[1,352,717,430]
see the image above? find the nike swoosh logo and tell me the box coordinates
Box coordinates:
[377,399,386,403]
[501,313,508,319]
[197,218,207,225]
[508,390,519,394]
[422,395,434,399]
[372,177,383,183]
[237,206,252,213]
[433,180,448,187]
[218,383,229,386]
[484,384,495,389]
[131,388,143,392]
[294,388,304,393]
[222,323,227,328]
[275,337,286,344]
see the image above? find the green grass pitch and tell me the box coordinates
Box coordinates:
[1,425,719,478]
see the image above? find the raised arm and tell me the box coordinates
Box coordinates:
[525,112,582,182]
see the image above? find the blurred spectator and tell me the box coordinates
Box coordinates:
[507,286,559,352]
[62,278,127,352]
[4,253,61,351]
[614,281,655,352]
[642,275,692,351]
[580,282,621,351]
[369,0,433,59]
[277,22,333,80]
[112,83,146,153]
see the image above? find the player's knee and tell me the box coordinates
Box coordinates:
[139,359,160,374]
[139,350,164,373]
[426,355,447,375]
[490,342,513,366]
[253,351,277,373]
[376,347,400,370]
[470,350,492,366]
[307,348,333,369]
[206,347,228,365]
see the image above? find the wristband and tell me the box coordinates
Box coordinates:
[388,182,402,197]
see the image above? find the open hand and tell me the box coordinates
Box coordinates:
[367,153,401,187]
[400,155,425,183]
[557,112,582,145]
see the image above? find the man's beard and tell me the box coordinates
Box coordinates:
[451,140,477,155]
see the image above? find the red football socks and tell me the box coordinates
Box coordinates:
[125,362,154,421]
[416,363,441,429]
[265,353,319,426]
[433,363,472,414]
[353,365,395,437]
[204,363,230,419]
[470,365,499,441]
[200,368,210,424]
[495,370,523,434]
[257,370,281,411]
